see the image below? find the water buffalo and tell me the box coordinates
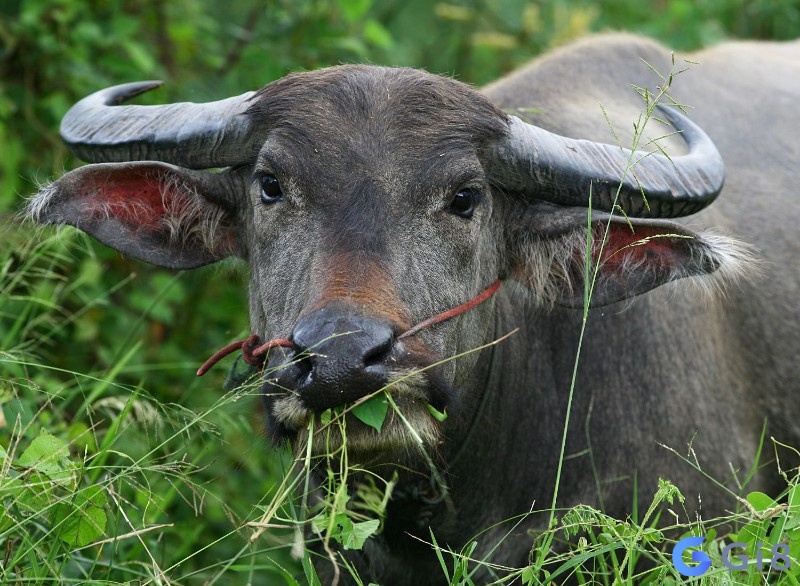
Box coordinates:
[29,33,800,583]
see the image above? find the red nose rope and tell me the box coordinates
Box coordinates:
[196,279,502,377]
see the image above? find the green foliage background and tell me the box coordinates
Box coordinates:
[0,0,797,583]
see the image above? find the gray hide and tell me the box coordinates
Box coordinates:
[28,34,800,584]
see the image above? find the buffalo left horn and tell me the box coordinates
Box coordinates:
[60,81,257,169]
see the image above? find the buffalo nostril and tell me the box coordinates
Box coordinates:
[294,353,313,384]
[363,335,393,367]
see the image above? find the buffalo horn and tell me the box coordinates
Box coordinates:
[492,105,724,218]
[60,81,257,169]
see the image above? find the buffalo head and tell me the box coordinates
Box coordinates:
[29,66,733,466]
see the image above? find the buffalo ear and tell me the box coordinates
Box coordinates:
[506,202,752,307]
[28,162,241,269]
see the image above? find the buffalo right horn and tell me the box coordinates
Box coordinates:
[491,105,725,218]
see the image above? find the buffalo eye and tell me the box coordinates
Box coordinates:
[450,188,478,218]
[259,174,284,204]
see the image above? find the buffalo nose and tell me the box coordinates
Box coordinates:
[271,306,395,412]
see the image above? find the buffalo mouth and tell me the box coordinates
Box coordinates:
[261,356,454,463]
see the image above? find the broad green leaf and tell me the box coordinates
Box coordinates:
[769,511,788,545]
[312,511,378,551]
[311,512,350,539]
[320,409,333,426]
[642,527,664,543]
[352,392,389,433]
[343,519,380,550]
[310,512,328,535]
[16,433,76,488]
[331,513,353,543]
[788,527,800,555]
[747,491,777,512]
[521,567,536,585]
[425,403,448,422]
[67,421,97,453]
[13,472,54,512]
[51,485,107,547]
[0,474,22,494]
[736,518,769,545]
[784,514,800,531]
[16,433,67,468]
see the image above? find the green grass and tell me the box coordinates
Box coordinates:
[0,229,302,583]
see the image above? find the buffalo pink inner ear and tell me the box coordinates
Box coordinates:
[82,167,184,231]
[32,161,240,269]
[597,223,687,271]
[570,219,719,306]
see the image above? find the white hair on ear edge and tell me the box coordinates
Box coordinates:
[25,181,56,223]
[673,230,761,299]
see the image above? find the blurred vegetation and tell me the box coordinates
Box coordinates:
[0,0,797,582]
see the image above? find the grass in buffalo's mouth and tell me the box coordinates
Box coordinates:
[246,389,401,586]
[248,386,429,550]
[245,330,521,584]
